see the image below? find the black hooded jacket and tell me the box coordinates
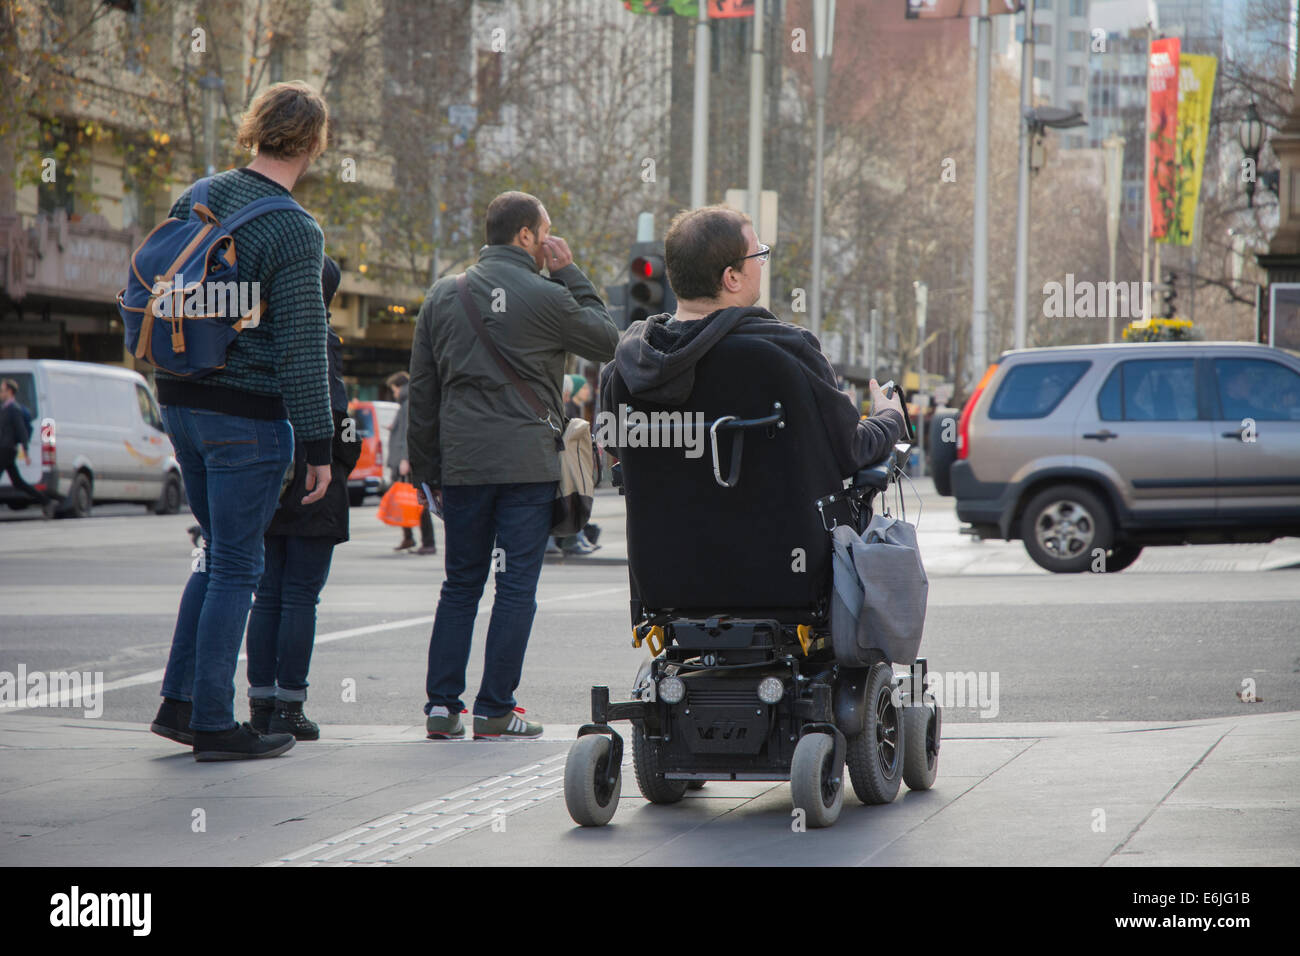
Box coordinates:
[264,257,361,543]
[598,306,905,479]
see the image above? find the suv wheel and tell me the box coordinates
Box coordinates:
[1020,484,1113,573]
[929,410,959,496]
[1102,544,1143,573]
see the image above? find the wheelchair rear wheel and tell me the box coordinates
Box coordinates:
[632,725,688,804]
[565,735,622,827]
[846,662,903,805]
[790,732,844,828]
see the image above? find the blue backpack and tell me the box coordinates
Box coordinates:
[117,177,312,377]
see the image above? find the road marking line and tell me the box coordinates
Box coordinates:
[0,586,627,715]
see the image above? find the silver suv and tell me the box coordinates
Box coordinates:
[948,342,1300,572]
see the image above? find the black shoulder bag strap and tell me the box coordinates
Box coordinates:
[456,273,563,448]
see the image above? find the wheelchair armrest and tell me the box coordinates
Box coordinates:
[852,460,893,492]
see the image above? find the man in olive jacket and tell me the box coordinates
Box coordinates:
[408,191,617,740]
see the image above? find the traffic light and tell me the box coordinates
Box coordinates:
[1161,271,1177,318]
[605,282,628,331]
[627,240,676,326]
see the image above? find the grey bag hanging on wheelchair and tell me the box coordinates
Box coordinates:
[830,515,928,666]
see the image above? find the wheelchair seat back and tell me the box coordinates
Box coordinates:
[608,333,844,617]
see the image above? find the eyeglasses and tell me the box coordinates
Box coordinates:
[732,243,771,269]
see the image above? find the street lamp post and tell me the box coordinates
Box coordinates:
[691,1,710,209]
[1103,135,1126,342]
[199,73,224,177]
[914,279,927,477]
[810,0,835,341]
[1240,101,1266,209]
[1012,0,1035,352]
[971,0,991,386]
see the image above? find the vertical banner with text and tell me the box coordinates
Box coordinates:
[1160,53,1217,247]
[1147,37,1181,240]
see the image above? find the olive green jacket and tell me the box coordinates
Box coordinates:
[407,244,617,488]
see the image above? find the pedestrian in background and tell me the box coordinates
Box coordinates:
[408,190,617,740]
[245,256,360,741]
[0,379,53,517]
[556,373,600,555]
[386,370,436,555]
[149,81,333,761]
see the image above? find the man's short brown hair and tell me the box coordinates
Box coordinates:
[386,371,409,391]
[485,191,545,246]
[237,81,329,160]
[1,379,17,396]
[664,205,752,302]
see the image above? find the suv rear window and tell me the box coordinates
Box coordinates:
[988,361,1090,419]
[1214,358,1300,421]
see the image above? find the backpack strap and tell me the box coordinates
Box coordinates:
[188,177,219,224]
[190,176,212,209]
[456,272,562,440]
[223,196,314,232]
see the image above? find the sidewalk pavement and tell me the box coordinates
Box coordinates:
[2,710,1294,866]
[549,481,1300,573]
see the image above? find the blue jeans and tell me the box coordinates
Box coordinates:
[246,534,335,702]
[159,406,293,731]
[424,481,556,717]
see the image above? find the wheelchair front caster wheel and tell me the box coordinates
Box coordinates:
[790,732,844,828]
[565,734,621,827]
[902,703,940,791]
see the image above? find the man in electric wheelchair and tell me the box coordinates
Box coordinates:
[565,206,941,828]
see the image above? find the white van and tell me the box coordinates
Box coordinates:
[0,360,183,518]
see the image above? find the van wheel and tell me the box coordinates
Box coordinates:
[59,472,93,519]
[1020,484,1113,573]
[153,472,182,515]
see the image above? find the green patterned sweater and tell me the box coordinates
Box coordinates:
[154,167,334,465]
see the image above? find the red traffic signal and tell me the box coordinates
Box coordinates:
[631,255,664,281]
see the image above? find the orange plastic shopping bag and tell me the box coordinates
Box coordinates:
[377,481,422,528]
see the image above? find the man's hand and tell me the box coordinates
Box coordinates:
[542,236,573,272]
[399,458,410,477]
[20,448,29,465]
[869,378,904,419]
[301,463,332,505]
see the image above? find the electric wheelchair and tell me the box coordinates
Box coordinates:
[564,334,941,829]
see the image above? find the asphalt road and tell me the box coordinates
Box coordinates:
[2,497,1297,729]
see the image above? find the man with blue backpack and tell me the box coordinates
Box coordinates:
[138,81,335,761]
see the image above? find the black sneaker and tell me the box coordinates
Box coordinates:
[249,696,276,734]
[150,698,194,746]
[269,700,320,741]
[192,723,295,762]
